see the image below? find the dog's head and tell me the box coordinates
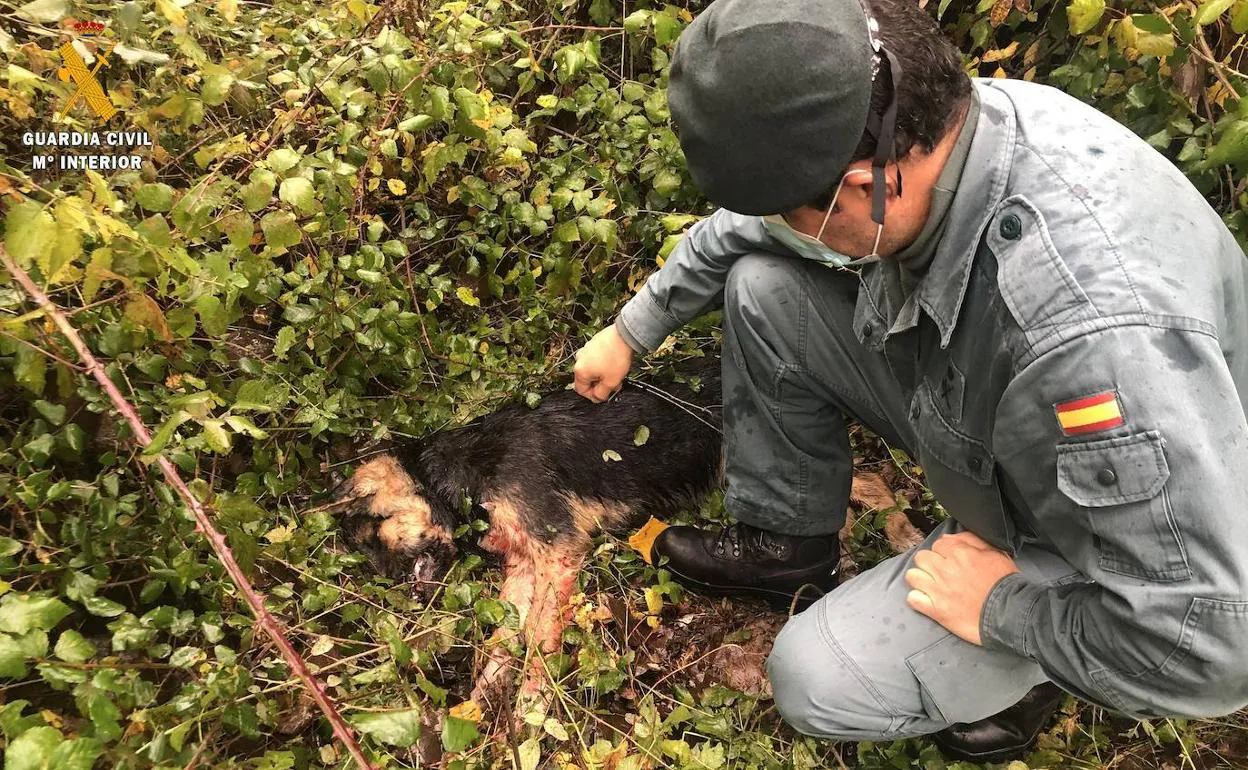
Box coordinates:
[334,455,458,597]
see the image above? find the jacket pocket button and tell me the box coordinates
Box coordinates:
[1096,467,1118,486]
[968,456,983,473]
[999,214,1023,241]
[910,402,920,420]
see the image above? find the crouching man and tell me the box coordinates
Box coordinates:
[572,0,1248,762]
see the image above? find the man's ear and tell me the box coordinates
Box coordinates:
[842,163,902,200]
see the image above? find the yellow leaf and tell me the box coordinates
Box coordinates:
[627,517,669,565]
[990,0,1012,26]
[386,178,407,196]
[216,0,239,22]
[455,286,480,307]
[156,0,188,27]
[446,185,460,203]
[982,40,1019,63]
[993,66,1009,79]
[449,700,483,723]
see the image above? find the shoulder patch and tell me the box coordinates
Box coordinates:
[1054,391,1125,436]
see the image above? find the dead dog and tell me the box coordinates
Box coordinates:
[329,355,723,714]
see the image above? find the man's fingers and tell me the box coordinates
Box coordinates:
[906,589,935,617]
[912,548,944,573]
[904,567,937,594]
[590,382,616,402]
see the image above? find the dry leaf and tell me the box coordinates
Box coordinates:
[982,40,1020,63]
[990,0,1013,26]
[884,512,926,554]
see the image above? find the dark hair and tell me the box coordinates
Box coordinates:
[807,0,971,209]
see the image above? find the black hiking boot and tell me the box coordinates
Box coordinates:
[932,682,1066,764]
[650,522,839,612]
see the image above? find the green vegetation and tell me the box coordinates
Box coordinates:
[2,0,1247,767]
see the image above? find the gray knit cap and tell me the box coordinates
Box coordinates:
[667,0,880,216]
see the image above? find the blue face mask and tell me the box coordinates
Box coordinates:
[762,169,884,270]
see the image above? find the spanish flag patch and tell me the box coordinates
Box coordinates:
[1054,391,1125,436]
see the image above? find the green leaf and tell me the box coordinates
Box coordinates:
[623,9,650,34]
[170,646,206,668]
[1195,0,1236,25]
[201,420,232,453]
[143,411,192,456]
[48,738,102,770]
[517,737,541,770]
[196,295,229,336]
[633,425,650,446]
[4,200,56,269]
[4,726,62,770]
[1234,1,1248,33]
[455,286,480,307]
[352,708,422,747]
[0,538,20,558]
[266,148,302,174]
[279,177,318,214]
[53,630,95,663]
[274,326,297,360]
[135,183,176,212]
[602,449,622,462]
[1208,120,1248,167]
[552,220,580,242]
[82,595,126,618]
[441,716,479,752]
[0,595,71,634]
[14,346,46,396]
[0,635,28,679]
[201,64,235,106]
[261,211,301,250]
[224,414,269,438]
[282,304,316,324]
[32,400,65,425]
[1066,0,1105,35]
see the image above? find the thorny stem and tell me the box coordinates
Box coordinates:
[0,246,379,770]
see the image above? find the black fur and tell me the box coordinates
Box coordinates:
[339,356,723,585]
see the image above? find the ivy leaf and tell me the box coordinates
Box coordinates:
[82,596,126,618]
[53,630,95,663]
[274,326,298,360]
[224,415,269,439]
[0,635,28,678]
[135,183,176,213]
[261,211,301,251]
[4,200,56,269]
[201,420,233,454]
[352,708,422,747]
[1066,0,1105,35]
[0,595,71,634]
[279,177,318,214]
[49,738,103,770]
[1195,0,1236,25]
[441,716,480,752]
[5,725,62,770]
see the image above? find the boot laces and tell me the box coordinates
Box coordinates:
[713,523,788,560]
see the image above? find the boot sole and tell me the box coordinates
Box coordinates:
[932,737,1036,766]
[662,567,834,612]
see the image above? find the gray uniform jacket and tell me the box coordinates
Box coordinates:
[615,78,1248,719]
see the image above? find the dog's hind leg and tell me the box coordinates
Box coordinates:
[471,500,540,715]
[517,543,584,698]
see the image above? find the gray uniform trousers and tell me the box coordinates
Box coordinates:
[720,251,1082,740]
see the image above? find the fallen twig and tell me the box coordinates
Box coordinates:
[0,246,379,770]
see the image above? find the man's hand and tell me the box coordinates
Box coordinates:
[572,325,634,403]
[904,531,1020,646]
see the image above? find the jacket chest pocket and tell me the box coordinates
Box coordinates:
[1056,430,1191,582]
[911,378,1016,551]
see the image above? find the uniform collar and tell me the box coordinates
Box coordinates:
[873,80,1017,347]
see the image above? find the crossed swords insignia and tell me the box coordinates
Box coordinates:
[56,40,117,121]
